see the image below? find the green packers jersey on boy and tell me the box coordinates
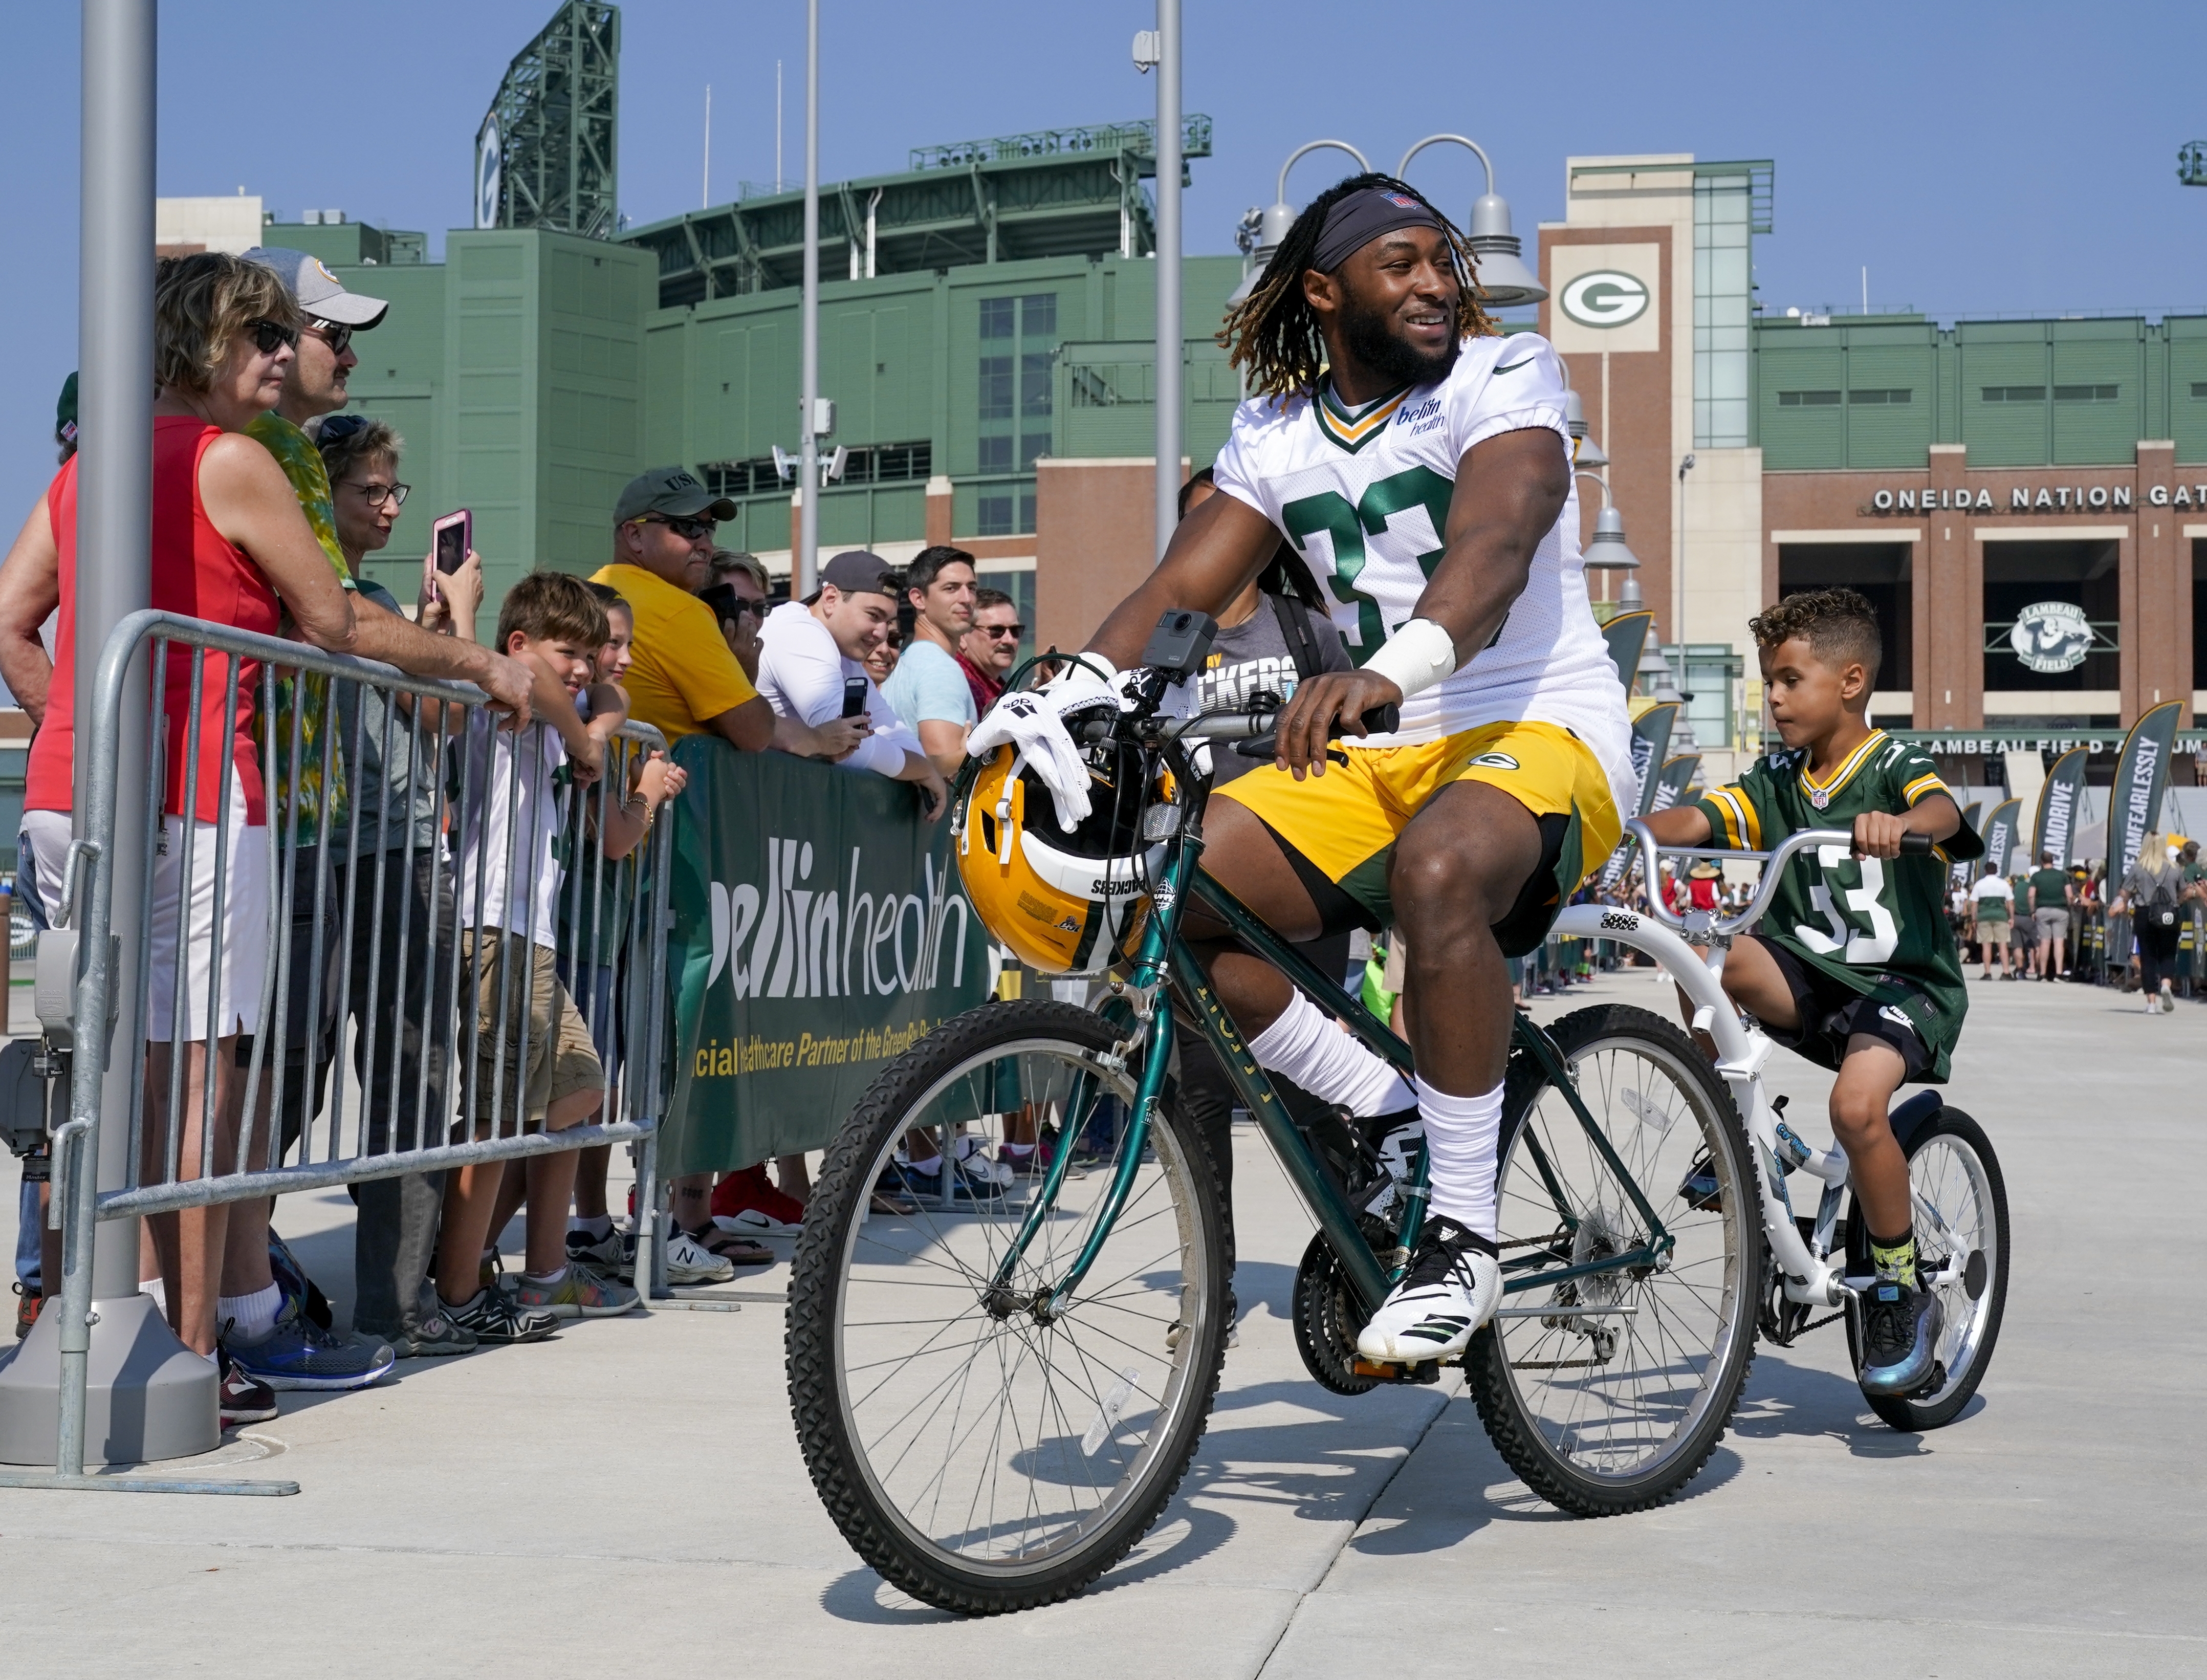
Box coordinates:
[1694,730,1983,1080]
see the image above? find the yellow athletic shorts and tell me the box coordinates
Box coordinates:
[1214,719,1622,956]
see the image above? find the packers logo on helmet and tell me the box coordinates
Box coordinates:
[956,746,1165,976]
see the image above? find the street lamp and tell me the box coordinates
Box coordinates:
[1226,139,1372,307]
[1394,134,1546,308]
[1575,469,1641,605]
[1559,361,1608,469]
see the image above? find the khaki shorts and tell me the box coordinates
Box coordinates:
[460,930,602,1130]
[2034,907,2071,941]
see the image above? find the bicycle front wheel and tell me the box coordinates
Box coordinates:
[786,999,1230,1615]
[1463,1003,1759,1516]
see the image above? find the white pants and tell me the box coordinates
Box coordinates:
[145,779,269,1043]
[17,809,71,927]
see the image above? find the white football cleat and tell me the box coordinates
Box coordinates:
[1356,1216,1502,1364]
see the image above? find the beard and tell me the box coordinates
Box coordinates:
[1336,281,1458,391]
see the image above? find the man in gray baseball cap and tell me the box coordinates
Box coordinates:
[239,246,390,328]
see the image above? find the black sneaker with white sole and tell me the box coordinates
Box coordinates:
[1356,1216,1502,1364]
[1857,1278,1943,1397]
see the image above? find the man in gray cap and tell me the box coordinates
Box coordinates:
[592,467,866,760]
[757,550,944,816]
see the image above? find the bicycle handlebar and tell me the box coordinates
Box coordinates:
[1075,701,1399,749]
[1624,819,1934,939]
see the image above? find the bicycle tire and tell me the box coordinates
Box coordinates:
[1463,1003,1759,1516]
[787,998,1230,1615]
[1843,1104,2008,1432]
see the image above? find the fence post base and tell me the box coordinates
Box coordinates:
[0,1291,217,1468]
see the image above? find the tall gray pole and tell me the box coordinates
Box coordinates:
[796,0,820,596]
[0,0,220,1477]
[74,0,155,1310]
[1151,0,1182,560]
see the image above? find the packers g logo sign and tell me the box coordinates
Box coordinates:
[1559,271,1650,329]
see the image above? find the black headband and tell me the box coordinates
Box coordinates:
[1310,187,1446,274]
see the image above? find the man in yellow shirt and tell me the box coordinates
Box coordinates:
[591,467,863,759]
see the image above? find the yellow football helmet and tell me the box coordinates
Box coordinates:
[956,745,1166,976]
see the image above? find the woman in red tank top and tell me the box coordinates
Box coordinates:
[0,255,358,1359]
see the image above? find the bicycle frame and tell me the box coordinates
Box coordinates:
[1592,820,1981,1308]
[986,733,1673,1325]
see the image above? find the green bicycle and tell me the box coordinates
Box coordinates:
[786,617,1762,1613]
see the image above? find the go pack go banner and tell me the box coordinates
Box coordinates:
[660,738,993,1176]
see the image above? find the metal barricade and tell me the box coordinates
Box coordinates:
[25,609,675,1485]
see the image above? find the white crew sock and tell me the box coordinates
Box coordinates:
[1418,1077,1505,1242]
[217,1281,283,1346]
[569,1214,614,1240]
[140,1276,168,1316]
[1245,990,1415,1118]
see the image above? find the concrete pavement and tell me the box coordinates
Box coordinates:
[0,969,2200,1677]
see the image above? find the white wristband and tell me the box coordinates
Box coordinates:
[1360,618,1458,703]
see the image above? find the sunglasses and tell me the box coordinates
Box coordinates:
[980,622,1024,639]
[727,596,769,620]
[304,318,354,356]
[636,513,715,542]
[341,478,410,508]
[245,318,299,356]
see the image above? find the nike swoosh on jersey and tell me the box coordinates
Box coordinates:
[1492,356,1538,374]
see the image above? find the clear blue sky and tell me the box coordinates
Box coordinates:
[1,0,2199,523]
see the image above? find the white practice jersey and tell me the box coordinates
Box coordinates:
[1211,332,1635,811]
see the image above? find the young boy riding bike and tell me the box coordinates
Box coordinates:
[1641,588,1982,1398]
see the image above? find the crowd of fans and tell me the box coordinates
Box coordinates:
[0,248,1026,1432]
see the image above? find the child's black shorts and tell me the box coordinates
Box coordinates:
[1746,935,1934,1085]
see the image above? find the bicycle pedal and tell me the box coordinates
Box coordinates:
[1350,1356,1441,1385]
[1909,1361,1947,1400]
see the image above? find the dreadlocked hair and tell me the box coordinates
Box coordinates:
[1217,173,1497,400]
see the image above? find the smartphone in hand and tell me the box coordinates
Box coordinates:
[425,509,471,599]
[841,676,870,718]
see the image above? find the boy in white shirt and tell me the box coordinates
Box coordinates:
[434,572,641,1339]
[756,549,948,819]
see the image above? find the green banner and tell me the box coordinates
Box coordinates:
[2031,747,2089,869]
[2108,699,2182,883]
[1602,610,1653,689]
[1629,701,1679,817]
[1649,754,1700,813]
[1979,798,2021,880]
[660,738,993,1176]
[1951,801,1981,889]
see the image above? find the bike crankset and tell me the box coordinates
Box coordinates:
[1290,1230,1443,1393]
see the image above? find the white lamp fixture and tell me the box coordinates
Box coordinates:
[1227,138,1372,307]
[1394,134,1547,308]
[1575,468,1641,607]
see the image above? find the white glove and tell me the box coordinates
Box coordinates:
[968,654,1120,831]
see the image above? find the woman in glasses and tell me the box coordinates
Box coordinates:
[0,253,361,1372]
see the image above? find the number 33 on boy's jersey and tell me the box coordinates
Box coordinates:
[1795,845,1899,966]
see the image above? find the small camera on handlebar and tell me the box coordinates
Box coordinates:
[1138,609,1217,685]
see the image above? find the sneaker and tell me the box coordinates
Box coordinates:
[445,1285,558,1344]
[711,1164,805,1233]
[1356,1216,1502,1364]
[480,1248,508,1295]
[226,1300,397,1392]
[567,1225,635,1281]
[218,1354,279,1426]
[1858,1278,1943,1397]
[515,1266,641,1320]
[952,1131,1014,1190]
[12,1282,39,1341]
[372,1307,479,1360]
[663,1228,735,1285]
[1358,1110,1425,1220]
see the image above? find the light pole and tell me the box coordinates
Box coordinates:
[1393,135,1546,308]
[1134,3,1182,560]
[1674,452,1695,659]
[1575,470,1641,606]
[797,0,821,597]
[1225,139,1372,308]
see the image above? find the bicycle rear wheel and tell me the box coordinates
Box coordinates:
[1844,1104,2008,1431]
[1463,1003,1759,1516]
[786,999,1229,1614]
